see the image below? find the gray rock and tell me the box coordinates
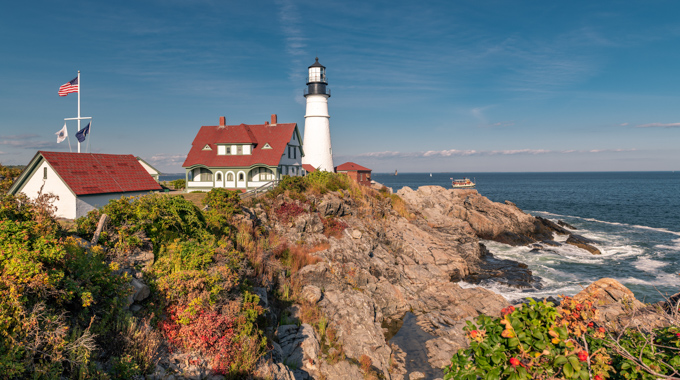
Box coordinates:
[566,234,602,255]
[300,285,322,304]
[409,372,426,380]
[351,229,362,239]
[277,324,320,376]
[131,278,150,301]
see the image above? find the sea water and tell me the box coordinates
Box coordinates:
[373,172,680,303]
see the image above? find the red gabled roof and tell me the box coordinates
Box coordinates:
[302,164,316,173]
[335,162,371,172]
[40,151,162,195]
[182,121,298,168]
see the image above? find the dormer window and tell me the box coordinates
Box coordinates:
[202,144,212,151]
[262,143,272,150]
[237,145,243,155]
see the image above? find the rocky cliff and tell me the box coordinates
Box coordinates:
[254,185,605,380]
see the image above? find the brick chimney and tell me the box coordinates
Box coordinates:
[271,114,277,125]
[219,116,226,128]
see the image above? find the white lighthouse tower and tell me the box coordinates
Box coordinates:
[302,57,334,172]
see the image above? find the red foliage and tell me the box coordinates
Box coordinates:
[274,201,305,223]
[321,216,348,238]
[509,357,520,367]
[501,306,515,317]
[160,305,239,375]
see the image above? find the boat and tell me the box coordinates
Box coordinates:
[451,177,475,188]
[394,170,398,176]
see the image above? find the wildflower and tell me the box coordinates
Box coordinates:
[577,351,588,362]
[598,327,605,333]
[594,375,603,380]
[510,357,520,367]
[587,322,594,328]
[676,333,680,337]
[469,330,478,338]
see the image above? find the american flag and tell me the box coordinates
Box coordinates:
[58,76,78,96]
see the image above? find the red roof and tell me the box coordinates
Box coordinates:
[40,151,162,195]
[182,122,299,168]
[335,162,371,172]
[302,164,316,173]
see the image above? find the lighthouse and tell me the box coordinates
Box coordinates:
[302,57,334,172]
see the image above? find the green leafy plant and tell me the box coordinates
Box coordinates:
[444,297,680,380]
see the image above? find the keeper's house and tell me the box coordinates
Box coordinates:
[335,162,372,187]
[182,115,304,192]
[8,151,162,219]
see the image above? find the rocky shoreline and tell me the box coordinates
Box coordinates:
[249,185,641,380]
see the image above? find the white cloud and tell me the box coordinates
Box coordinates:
[356,148,635,159]
[636,122,680,128]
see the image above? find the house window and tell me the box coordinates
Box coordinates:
[237,145,243,155]
[227,146,231,155]
[43,167,47,179]
[293,146,296,159]
[216,173,222,181]
[238,173,244,181]
[287,146,291,159]
[227,172,234,181]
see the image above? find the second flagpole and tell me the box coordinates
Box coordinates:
[77,70,81,153]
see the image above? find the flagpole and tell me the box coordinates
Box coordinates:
[77,70,81,153]
[87,120,91,153]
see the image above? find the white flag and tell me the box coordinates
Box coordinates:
[56,124,67,143]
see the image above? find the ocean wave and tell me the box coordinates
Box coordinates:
[531,211,680,237]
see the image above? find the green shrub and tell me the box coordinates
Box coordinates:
[0,194,129,378]
[170,178,186,190]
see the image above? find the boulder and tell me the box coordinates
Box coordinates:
[131,278,150,302]
[573,278,677,331]
[566,234,601,255]
[277,324,320,377]
[300,285,322,304]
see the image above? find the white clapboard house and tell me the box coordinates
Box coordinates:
[182,114,304,191]
[8,151,162,219]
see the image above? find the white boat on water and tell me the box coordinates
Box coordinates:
[451,177,475,188]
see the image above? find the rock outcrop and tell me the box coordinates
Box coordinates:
[572,278,676,331]
[255,185,617,378]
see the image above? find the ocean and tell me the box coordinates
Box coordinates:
[373,172,680,304]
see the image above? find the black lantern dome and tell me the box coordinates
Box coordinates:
[304,57,330,97]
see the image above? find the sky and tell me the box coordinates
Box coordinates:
[1,0,679,173]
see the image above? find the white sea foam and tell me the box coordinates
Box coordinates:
[655,238,680,251]
[633,257,668,272]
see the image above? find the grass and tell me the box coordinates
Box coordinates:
[179,192,208,208]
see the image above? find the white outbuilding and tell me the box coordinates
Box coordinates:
[8,151,163,219]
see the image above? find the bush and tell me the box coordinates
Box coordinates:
[0,194,129,378]
[77,194,207,254]
[444,297,680,380]
[170,178,186,190]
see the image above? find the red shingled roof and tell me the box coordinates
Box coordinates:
[182,122,299,168]
[40,151,162,195]
[335,162,371,172]
[302,164,316,173]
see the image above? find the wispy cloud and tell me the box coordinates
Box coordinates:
[636,122,680,129]
[147,153,187,169]
[0,134,58,149]
[357,148,636,159]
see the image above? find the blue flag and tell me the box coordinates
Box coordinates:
[75,122,90,143]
